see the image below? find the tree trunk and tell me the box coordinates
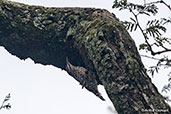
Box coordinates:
[0,1,171,113]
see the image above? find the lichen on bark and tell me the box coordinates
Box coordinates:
[0,1,171,113]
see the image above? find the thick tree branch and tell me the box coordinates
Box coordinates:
[0,1,171,113]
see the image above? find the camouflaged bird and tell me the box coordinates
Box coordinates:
[65,57,105,101]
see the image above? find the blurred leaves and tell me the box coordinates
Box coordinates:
[113,0,171,55]
[113,0,171,101]
[163,95,171,102]
[113,0,158,16]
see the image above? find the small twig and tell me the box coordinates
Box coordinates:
[141,54,160,61]
[141,54,171,67]
[161,0,171,11]
[160,43,169,50]
[145,0,171,11]
[151,49,171,55]
[145,0,162,6]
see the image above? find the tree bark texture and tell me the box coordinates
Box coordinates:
[0,1,171,113]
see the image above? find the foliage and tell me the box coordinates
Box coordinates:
[113,0,171,101]
[0,94,11,110]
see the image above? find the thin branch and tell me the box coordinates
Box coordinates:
[145,0,162,6]
[145,0,171,11]
[141,54,160,61]
[160,43,169,50]
[141,54,171,67]
[151,49,171,55]
[161,0,171,11]
[129,8,171,55]
[129,9,155,55]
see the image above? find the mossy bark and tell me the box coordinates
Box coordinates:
[0,1,171,113]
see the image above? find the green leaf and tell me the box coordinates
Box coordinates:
[139,11,151,16]
[139,43,148,50]
[130,17,136,23]
[130,23,135,32]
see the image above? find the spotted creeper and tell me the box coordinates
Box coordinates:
[65,57,105,101]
